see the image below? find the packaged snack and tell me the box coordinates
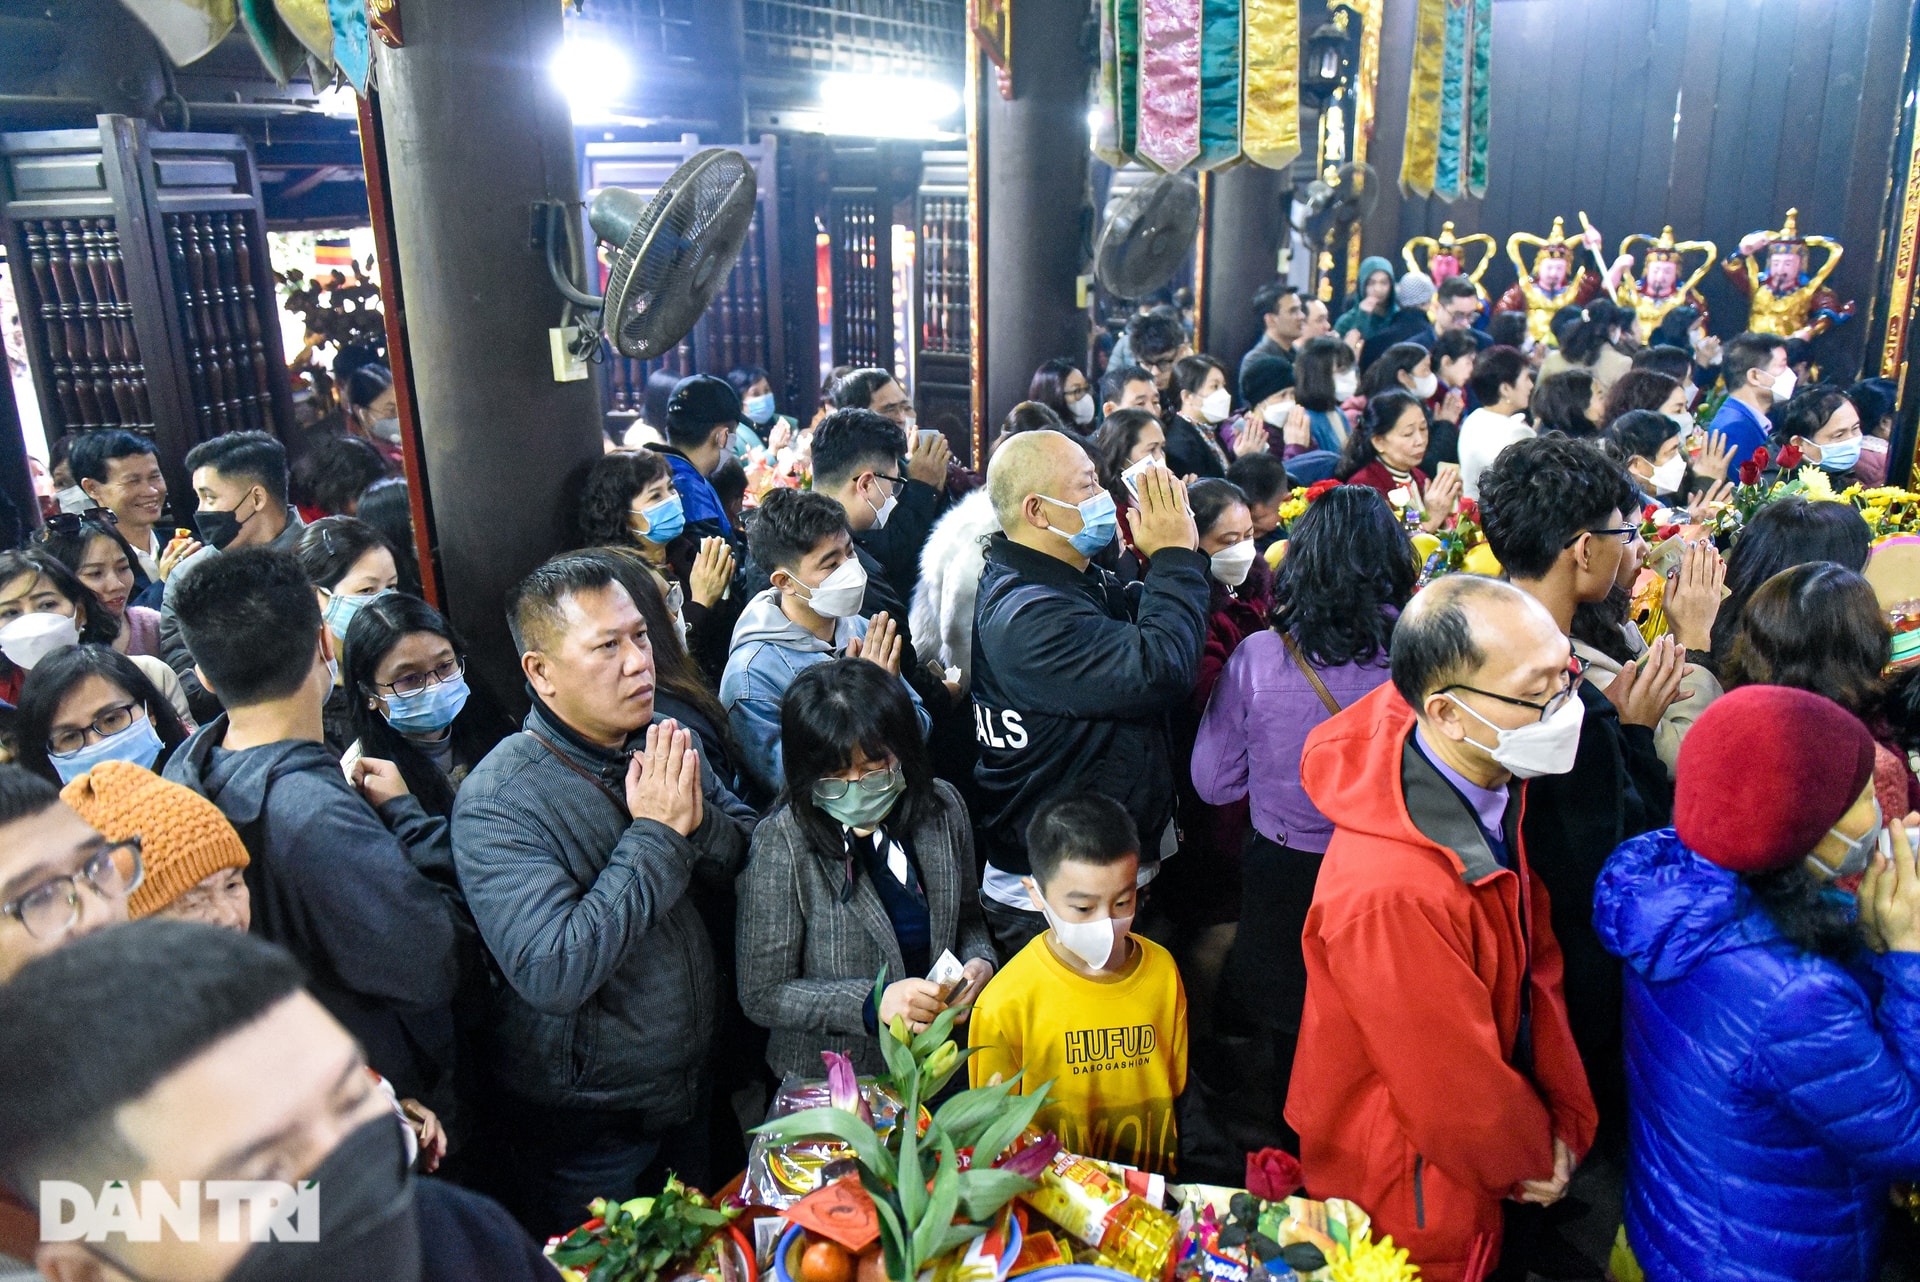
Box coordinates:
[744,1076,910,1209]
[1019,1150,1178,1282]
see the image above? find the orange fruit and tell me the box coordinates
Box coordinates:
[801,1239,854,1282]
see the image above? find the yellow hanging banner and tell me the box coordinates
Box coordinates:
[1400,0,1447,197]
[1241,0,1299,169]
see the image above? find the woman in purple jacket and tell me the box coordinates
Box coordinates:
[1192,483,1415,1147]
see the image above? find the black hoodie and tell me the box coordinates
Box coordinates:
[164,716,460,1102]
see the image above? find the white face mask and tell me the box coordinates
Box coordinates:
[1199,387,1232,424]
[1665,410,1693,436]
[1648,453,1687,495]
[864,479,898,531]
[1028,883,1132,971]
[1764,366,1797,403]
[1447,690,1586,779]
[0,611,80,670]
[1210,540,1258,587]
[1262,397,1293,426]
[1335,370,1360,400]
[791,556,868,619]
[1070,393,1096,425]
[1412,371,1439,399]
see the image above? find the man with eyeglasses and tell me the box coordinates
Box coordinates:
[1288,574,1597,1282]
[1478,434,1682,1267]
[830,369,953,603]
[0,764,138,1263]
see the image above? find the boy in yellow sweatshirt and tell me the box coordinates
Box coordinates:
[968,794,1188,1174]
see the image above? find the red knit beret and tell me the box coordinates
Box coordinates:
[1675,685,1876,874]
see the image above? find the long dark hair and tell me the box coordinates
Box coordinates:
[1561,300,1626,366]
[14,644,188,784]
[576,547,732,755]
[341,593,511,817]
[1294,336,1354,413]
[1650,304,1703,351]
[355,478,422,598]
[1713,498,1873,655]
[295,516,395,592]
[1362,343,1431,398]
[33,515,152,602]
[1722,562,1890,719]
[1336,390,1425,480]
[1533,369,1601,438]
[1270,484,1413,667]
[0,550,119,664]
[1745,865,1859,958]
[1028,357,1084,425]
[1092,408,1161,494]
[1602,370,1681,428]
[576,449,674,549]
[779,658,940,863]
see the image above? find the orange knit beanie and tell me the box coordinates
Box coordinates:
[60,761,250,918]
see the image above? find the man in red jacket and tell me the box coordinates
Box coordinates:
[1289,574,1597,1282]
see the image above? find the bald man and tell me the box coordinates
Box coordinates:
[968,430,1211,956]
[1289,576,1597,1281]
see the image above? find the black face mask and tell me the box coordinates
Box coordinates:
[193,492,258,552]
[222,1117,421,1282]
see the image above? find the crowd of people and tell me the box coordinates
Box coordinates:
[0,271,1918,1282]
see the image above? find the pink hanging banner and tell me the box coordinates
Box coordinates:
[1136,0,1202,173]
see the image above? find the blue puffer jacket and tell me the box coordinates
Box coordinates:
[1594,829,1920,1282]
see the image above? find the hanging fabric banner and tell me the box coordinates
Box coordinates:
[328,0,369,90]
[1467,0,1492,196]
[118,0,236,66]
[274,0,335,65]
[1400,0,1446,197]
[1195,0,1243,169]
[1117,0,1142,161]
[1240,0,1298,169]
[1094,0,1127,165]
[1137,0,1203,172]
[1432,0,1468,200]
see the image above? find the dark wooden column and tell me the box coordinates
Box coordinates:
[982,0,1091,432]
[371,0,603,715]
[1200,164,1291,377]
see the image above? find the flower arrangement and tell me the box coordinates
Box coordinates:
[1414,497,1494,584]
[1711,445,1920,546]
[1326,1234,1420,1282]
[750,972,1055,1282]
[1277,478,1342,528]
[546,1176,746,1282]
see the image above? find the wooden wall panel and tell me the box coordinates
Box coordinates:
[1369,0,1908,376]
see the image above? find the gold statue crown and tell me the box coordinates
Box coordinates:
[1509,215,1578,261]
[1620,225,1716,266]
[1768,208,1804,250]
[1403,220,1495,280]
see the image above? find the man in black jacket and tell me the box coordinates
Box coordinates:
[970,430,1211,957]
[831,368,951,603]
[1477,435,1681,1141]
[0,922,555,1282]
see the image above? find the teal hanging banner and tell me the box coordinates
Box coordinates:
[1118,0,1142,160]
[1196,0,1243,169]
[1467,0,1492,197]
[1432,0,1468,201]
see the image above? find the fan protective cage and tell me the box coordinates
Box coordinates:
[1094,174,1201,300]
[594,148,758,360]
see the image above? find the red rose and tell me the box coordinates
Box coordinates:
[1739,459,1762,486]
[1245,1147,1304,1202]
[1777,442,1804,471]
[1752,446,1770,472]
[1657,524,1681,541]
[1456,498,1480,524]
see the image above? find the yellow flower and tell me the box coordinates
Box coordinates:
[1279,495,1310,524]
[1329,1233,1421,1282]
[1798,466,1838,502]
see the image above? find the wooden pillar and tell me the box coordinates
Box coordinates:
[981,0,1091,433]
[372,0,603,715]
[1200,163,1291,377]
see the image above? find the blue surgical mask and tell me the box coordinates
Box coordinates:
[382,674,470,735]
[631,493,686,545]
[1816,436,1863,473]
[49,715,165,784]
[744,393,777,425]
[323,588,389,640]
[1038,490,1118,558]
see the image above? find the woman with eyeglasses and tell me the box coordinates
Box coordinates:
[736,658,995,1079]
[14,645,190,785]
[341,593,512,820]
[0,549,191,720]
[34,511,163,658]
[0,764,144,985]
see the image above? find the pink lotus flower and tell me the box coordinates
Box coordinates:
[822,1050,874,1125]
